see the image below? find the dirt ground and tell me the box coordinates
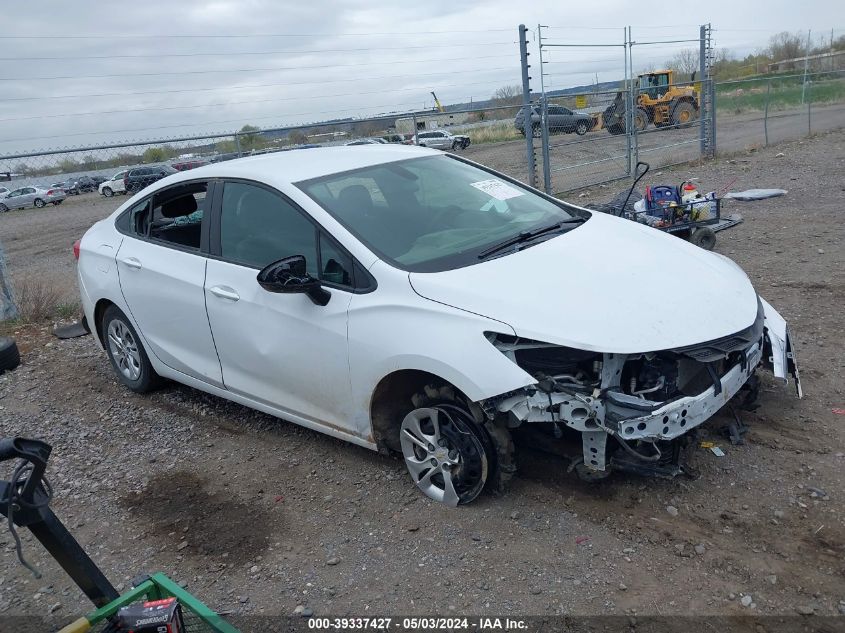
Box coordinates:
[0,129,844,629]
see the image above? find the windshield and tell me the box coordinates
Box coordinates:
[298,155,583,272]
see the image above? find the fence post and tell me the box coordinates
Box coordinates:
[540,96,551,194]
[709,79,717,156]
[763,80,771,146]
[807,80,812,135]
[412,114,419,144]
[699,25,707,157]
[234,133,243,157]
[518,24,536,188]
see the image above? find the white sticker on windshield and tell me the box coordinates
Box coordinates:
[470,179,524,201]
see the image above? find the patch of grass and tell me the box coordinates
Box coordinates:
[716,77,845,113]
[465,121,523,145]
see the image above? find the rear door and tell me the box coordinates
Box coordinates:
[115,180,223,386]
[203,180,358,434]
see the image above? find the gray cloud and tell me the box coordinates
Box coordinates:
[0,0,841,153]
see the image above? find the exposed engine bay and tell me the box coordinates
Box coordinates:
[481,297,801,480]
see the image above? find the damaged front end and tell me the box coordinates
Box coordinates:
[483,297,801,480]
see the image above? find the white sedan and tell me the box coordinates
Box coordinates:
[76,146,800,506]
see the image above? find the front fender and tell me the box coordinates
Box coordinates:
[761,297,802,397]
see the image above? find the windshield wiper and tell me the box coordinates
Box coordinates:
[477,218,585,259]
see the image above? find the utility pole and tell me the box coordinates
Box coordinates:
[801,29,811,104]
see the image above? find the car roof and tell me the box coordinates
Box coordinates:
[151,144,442,188]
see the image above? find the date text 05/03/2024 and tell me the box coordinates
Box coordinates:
[307,617,528,630]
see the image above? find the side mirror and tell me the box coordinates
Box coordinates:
[256,255,331,306]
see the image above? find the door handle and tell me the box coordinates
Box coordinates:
[209,286,240,302]
[120,257,142,270]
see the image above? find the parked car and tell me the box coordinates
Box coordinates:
[413,129,470,150]
[0,185,65,211]
[99,170,129,197]
[123,165,178,194]
[75,145,800,507]
[91,175,108,186]
[383,133,411,144]
[0,187,8,197]
[344,138,385,146]
[53,179,79,195]
[171,160,210,171]
[75,176,99,193]
[515,105,594,137]
[209,152,240,163]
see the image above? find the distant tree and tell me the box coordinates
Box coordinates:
[216,139,237,154]
[492,85,521,104]
[768,32,806,62]
[57,158,79,172]
[238,124,264,152]
[142,147,168,163]
[288,130,308,145]
[13,162,30,175]
[666,49,700,77]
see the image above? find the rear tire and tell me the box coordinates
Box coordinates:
[0,337,21,373]
[634,108,649,132]
[34,198,45,208]
[102,305,162,393]
[575,121,588,136]
[532,124,542,138]
[103,187,113,197]
[0,204,8,212]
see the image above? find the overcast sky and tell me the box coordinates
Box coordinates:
[0,0,842,155]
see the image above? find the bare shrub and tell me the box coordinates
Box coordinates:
[12,276,65,323]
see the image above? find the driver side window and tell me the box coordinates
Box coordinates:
[219,182,319,276]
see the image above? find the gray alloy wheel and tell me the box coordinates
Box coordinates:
[0,204,7,212]
[576,121,589,135]
[400,406,489,507]
[34,198,45,208]
[107,318,142,381]
[103,187,113,197]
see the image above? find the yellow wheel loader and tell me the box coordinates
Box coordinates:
[603,70,699,135]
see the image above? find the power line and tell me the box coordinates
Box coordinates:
[0,62,515,82]
[0,41,516,61]
[0,28,515,40]
[0,79,521,122]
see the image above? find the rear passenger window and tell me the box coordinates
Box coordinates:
[220,182,318,275]
[148,183,207,250]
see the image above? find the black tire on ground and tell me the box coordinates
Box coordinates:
[575,120,589,136]
[690,226,717,250]
[462,139,470,149]
[33,198,45,208]
[0,337,21,373]
[607,123,625,135]
[634,108,649,132]
[0,204,7,212]
[531,124,542,138]
[103,187,113,197]
[671,101,697,128]
[452,141,460,151]
[101,305,162,393]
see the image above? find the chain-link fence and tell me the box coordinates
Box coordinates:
[713,70,845,152]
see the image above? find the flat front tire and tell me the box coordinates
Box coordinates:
[102,305,161,393]
[400,405,490,507]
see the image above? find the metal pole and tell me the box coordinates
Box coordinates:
[699,25,706,157]
[623,27,631,176]
[537,25,551,193]
[412,114,419,144]
[709,78,717,156]
[801,29,811,104]
[764,80,771,146]
[519,24,536,188]
[234,133,242,157]
[627,26,638,169]
[808,81,812,135]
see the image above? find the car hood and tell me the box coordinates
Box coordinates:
[408,211,759,353]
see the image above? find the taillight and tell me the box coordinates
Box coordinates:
[47,189,55,196]
[73,239,81,260]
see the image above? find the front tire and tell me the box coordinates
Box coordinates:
[400,405,490,507]
[0,204,7,212]
[34,198,45,208]
[103,187,113,197]
[575,121,588,136]
[531,124,542,138]
[102,305,161,393]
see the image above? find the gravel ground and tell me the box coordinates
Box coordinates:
[0,129,844,629]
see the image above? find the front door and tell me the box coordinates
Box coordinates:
[204,180,356,433]
[115,182,223,386]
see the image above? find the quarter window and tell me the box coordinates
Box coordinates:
[147,183,207,249]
